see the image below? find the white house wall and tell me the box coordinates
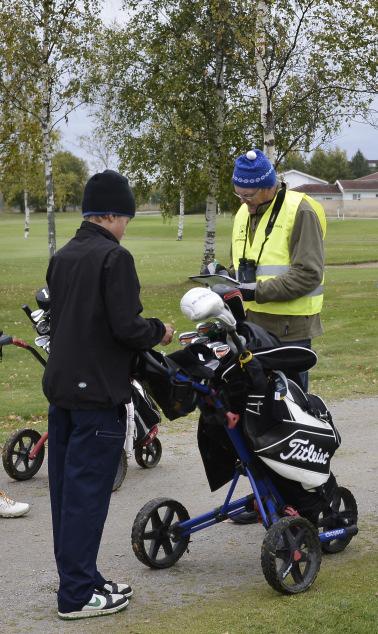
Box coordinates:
[342,191,378,200]
[279,172,328,189]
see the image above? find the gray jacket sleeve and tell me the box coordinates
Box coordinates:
[255,199,324,303]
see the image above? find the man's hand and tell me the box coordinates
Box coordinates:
[201,261,229,276]
[160,323,175,346]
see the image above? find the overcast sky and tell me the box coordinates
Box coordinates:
[59,105,378,170]
[58,1,378,170]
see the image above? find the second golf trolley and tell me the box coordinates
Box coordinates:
[130,284,358,595]
[0,287,163,491]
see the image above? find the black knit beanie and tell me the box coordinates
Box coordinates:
[81,169,136,217]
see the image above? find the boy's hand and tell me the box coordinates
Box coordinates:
[161,324,175,345]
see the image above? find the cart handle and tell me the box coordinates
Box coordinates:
[0,334,47,367]
[0,334,13,346]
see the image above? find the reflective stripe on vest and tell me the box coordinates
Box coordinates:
[232,191,326,315]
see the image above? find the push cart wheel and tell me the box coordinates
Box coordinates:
[112,449,128,492]
[320,486,358,554]
[2,428,45,480]
[261,516,321,595]
[134,437,162,469]
[132,497,190,569]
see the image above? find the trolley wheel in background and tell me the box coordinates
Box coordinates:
[261,516,321,595]
[134,437,162,469]
[320,486,358,554]
[112,448,128,492]
[2,428,45,481]
[132,497,190,569]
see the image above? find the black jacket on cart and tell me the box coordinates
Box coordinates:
[43,221,165,409]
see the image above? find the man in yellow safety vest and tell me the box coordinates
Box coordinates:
[229,149,326,392]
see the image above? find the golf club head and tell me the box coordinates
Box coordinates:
[196,321,214,335]
[207,340,225,349]
[36,319,50,335]
[35,287,50,312]
[178,331,199,346]
[35,335,50,348]
[212,343,232,360]
[191,335,210,345]
[31,309,44,323]
[197,321,225,341]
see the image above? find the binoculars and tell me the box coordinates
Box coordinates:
[238,258,257,284]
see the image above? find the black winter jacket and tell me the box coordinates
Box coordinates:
[42,221,165,409]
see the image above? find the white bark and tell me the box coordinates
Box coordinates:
[202,183,218,269]
[41,9,56,258]
[202,40,225,270]
[177,189,185,240]
[255,1,276,164]
[24,189,30,239]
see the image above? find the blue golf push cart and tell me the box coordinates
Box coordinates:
[131,287,358,595]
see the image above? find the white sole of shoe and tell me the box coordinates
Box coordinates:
[58,599,129,620]
[0,509,30,518]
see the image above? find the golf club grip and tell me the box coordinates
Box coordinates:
[21,304,34,322]
[0,334,13,346]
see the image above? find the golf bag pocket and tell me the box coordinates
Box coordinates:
[169,380,198,419]
[131,381,161,444]
[146,377,197,421]
[243,375,341,490]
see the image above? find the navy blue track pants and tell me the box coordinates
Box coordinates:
[48,405,126,613]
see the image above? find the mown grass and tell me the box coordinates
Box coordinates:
[0,212,377,444]
[117,549,378,634]
[0,212,377,629]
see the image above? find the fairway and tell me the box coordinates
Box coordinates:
[0,211,378,430]
[0,211,377,633]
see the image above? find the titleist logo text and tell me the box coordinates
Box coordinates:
[280,438,330,465]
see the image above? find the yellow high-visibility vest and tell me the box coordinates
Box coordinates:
[232,190,326,315]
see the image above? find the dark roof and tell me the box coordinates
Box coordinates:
[291,184,340,194]
[337,179,378,190]
[355,171,378,181]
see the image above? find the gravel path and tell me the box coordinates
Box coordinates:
[0,398,377,633]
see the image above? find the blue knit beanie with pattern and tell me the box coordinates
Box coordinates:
[232,149,276,189]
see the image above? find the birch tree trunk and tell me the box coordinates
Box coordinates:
[255,1,276,164]
[201,39,224,270]
[177,189,185,240]
[41,5,56,258]
[24,189,30,239]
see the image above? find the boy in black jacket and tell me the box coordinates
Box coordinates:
[43,170,174,620]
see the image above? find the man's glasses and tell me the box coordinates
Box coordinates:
[234,190,261,202]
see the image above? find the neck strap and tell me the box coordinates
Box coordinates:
[243,184,286,266]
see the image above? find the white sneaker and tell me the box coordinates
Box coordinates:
[0,490,30,518]
[58,591,129,620]
[98,581,133,598]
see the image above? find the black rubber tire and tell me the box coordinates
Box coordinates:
[132,497,190,569]
[2,429,45,480]
[112,449,128,492]
[261,516,322,595]
[320,486,358,554]
[134,437,162,469]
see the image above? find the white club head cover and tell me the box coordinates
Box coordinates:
[180,287,224,321]
[180,287,237,329]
